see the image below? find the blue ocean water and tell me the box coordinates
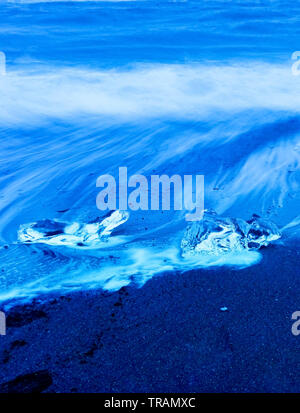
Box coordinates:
[0,0,299,304]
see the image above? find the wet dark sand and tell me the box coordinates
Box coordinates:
[0,244,299,393]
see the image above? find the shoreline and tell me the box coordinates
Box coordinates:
[0,244,299,393]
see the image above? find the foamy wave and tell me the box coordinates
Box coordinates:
[0,243,261,306]
[1,63,300,125]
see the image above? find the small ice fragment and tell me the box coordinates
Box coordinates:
[181,211,281,257]
[246,215,281,249]
[98,210,130,238]
[18,210,129,248]
[220,307,228,312]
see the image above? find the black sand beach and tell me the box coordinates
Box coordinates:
[0,244,299,393]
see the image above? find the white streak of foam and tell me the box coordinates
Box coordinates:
[0,245,261,305]
[215,137,300,213]
[1,63,300,125]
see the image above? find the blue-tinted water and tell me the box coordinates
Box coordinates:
[0,0,299,304]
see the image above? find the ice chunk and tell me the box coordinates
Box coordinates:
[18,210,129,248]
[181,211,281,257]
[246,215,282,249]
[181,211,248,256]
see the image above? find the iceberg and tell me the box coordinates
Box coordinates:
[181,211,281,257]
[18,210,130,248]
